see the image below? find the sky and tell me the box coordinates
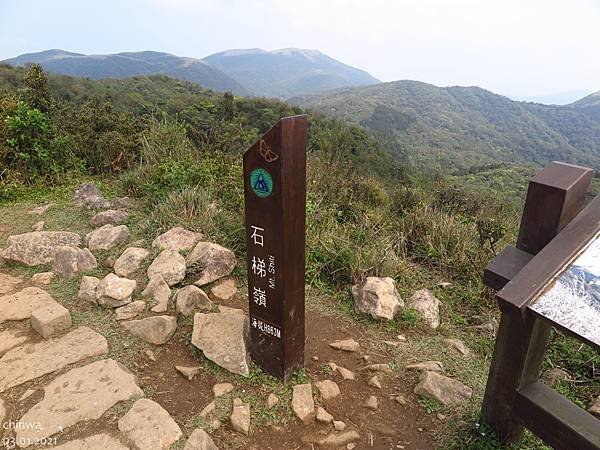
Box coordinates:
[1,0,599,102]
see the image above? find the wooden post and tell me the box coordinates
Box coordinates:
[481,162,593,443]
[243,115,308,382]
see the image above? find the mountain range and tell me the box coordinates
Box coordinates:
[292,81,600,170]
[3,48,379,99]
[3,48,599,171]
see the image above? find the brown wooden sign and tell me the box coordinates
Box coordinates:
[242,115,307,382]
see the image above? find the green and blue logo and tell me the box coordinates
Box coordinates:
[250,168,273,198]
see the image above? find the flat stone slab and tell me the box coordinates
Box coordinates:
[0,272,23,295]
[118,398,182,450]
[0,287,58,323]
[51,434,129,450]
[31,302,72,338]
[1,231,81,266]
[16,359,143,444]
[0,328,31,355]
[0,326,108,393]
[191,311,250,376]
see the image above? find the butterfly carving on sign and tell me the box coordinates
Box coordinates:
[259,139,279,163]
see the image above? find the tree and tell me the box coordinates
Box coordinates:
[23,64,51,113]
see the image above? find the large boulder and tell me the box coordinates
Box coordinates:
[187,242,236,286]
[74,183,110,209]
[86,225,129,251]
[1,231,81,266]
[96,273,136,308]
[147,250,186,287]
[91,209,128,226]
[52,246,97,279]
[352,277,403,321]
[408,289,440,329]
[152,227,202,253]
[121,316,177,345]
[176,285,212,316]
[191,310,250,376]
[114,247,150,277]
[413,371,473,406]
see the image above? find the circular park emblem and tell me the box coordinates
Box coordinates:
[250,168,273,198]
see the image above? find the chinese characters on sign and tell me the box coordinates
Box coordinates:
[243,115,308,382]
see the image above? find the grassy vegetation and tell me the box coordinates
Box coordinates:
[0,65,597,449]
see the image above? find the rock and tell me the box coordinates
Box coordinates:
[187,242,236,286]
[31,220,45,231]
[405,361,444,373]
[86,224,129,251]
[0,272,23,294]
[184,428,219,450]
[31,302,71,338]
[0,328,30,355]
[230,397,250,435]
[218,305,243,315]
[365,363,393,374]
[118,398,183,450]
[267,393,279,408]
[437,281,452,288]
[191,311,250,376]
[148,249,186,287]
[110,197,133,210]
[91,209,129,226]
[121,316,177,345]
[0,326,108,393]
[52,246,97,278]
[209,278,237,302]
[0,287,58,323]
[176,285,212,316]
[31,271,54,285]
[115,300,146,321]
[74,183,110,209]
[352,277,403,321]
[333,420,346,431]
[145,350,156,361]
[152,227,202,252]
[588,396,600,418]
[365,395,378,410]
[336,366,355,380]
[315,380,340,400]
[292,383,315,424]
[175,365,202,381]
[414,371,473,406]
[213,382,234,397]
[78,276,100,302]
[1,231,81,266]
[542,367,570,387]
[408,289,440,329]
[16,359,142,443]
[329,338,360,352]
[50,434,129,450]
[199,401,216,418]
[442,338,470,356]
[470,320,497,333]
[316,406,334,423]
[383,340,399,348]
[397,334,407,342]
[143,275,172,313]
[319,431,360,448]
[114,247,150,277]
[96,273,136,308]
[395,394,408,405]
[27,203,53,215]
[368,375,382,389]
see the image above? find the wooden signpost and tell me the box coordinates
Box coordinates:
[243,115,308,382]
[482,162,600,450]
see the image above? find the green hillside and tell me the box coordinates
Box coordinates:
[292,81,600,171]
